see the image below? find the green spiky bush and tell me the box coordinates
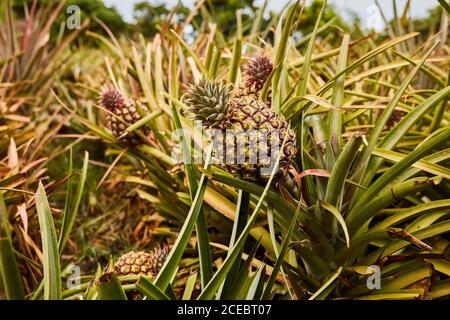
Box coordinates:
[1,0,450,300]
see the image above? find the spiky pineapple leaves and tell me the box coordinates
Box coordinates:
[262,202,302,299]
[272,2,304,113]
[363,85,450,186]
[154,145,214,292]
[309,267,342,300]
[35,182,62,300]
[328,34,350,157]
[136,276,170,300]
[47,0,450,301]
[169,54,213,290]
[0,193,25,300]
[59,150,89,252]
[96,258,127,300]
[228,10,242,84]
[349,128,450,228]
[352,41,441,191]
[30,152,90,301]
[219,190,251,299]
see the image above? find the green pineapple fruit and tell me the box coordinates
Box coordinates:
[99,89,149,145]
[185,78,296,182]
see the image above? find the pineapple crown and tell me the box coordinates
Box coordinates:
[99,89,126,110]
[150,244,170,274]
[184,78,232,128]
[243,56,273,89]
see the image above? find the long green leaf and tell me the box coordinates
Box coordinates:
[0,193,24,300]
[197,137,287,300]
[220,190,250,298]
[321,203,350,248]
[272,3,298,112]
[347,176,440,236]
[262,203,301,299]
[59,151,89,252]
[309,267,342,300]
[370,199,450,231]
[136,276,170,300]
[324,134,362,206]
[438,0,450,17]
[154,146,213,291]
[363,86,450,186]
[170,77,213,289]
[372,148,450,179]
[35,182,61,300]
[296,0,327,98]
[328,34,350,153]
[352,41,439,187]
[351,128,450,215]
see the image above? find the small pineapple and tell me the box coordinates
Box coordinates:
[115,251,154,277]
[185,78,296,182]
[235,56,273,106]
[99,89,149,145]
[114,245,170,278]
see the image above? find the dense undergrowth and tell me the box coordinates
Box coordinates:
[1,0,450,300]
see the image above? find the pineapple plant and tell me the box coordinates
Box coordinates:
[185,78,297,182]
[99,89,149,145]
[2,0,450,303]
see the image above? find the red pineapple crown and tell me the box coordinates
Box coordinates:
[243,56,273,85]
[99,89,126,110]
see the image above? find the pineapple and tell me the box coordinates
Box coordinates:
[115,251,154,277]
[114,245,170,277]
[235,56,273,106]
[185,78,296,182]
[99,89,149,145]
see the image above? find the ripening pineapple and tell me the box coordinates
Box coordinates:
[185,78,296,182]
[114,245,170,277]
[235,56,273,106]
[115,251,154,277]
[99,89,149,145]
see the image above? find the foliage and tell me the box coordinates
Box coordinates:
[133,2,189,39]
[0,0,449,301]
[9,0,128,42]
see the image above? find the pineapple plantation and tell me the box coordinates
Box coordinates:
[1,0,450,302]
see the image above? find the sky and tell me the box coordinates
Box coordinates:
[103,0,439,29]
